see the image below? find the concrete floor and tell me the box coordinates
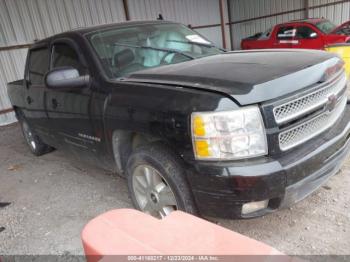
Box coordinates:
[0,124,349,255]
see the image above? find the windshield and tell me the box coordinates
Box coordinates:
[87,23,223,78]
[259,27,273,39]
[315,20,337,34]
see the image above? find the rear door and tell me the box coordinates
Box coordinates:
[45,40,96,154]
[293,24,324,49]
[24,45,51,142]
[273,25,295,48]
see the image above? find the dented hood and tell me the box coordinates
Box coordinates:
[123,49,341,105]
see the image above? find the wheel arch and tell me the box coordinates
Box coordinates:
[13,106,21,119]
[112,130,170,176]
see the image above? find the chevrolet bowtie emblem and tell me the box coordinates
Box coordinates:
[326,94,337,112]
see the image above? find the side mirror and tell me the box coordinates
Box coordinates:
[310,32,318,39]
[45,67,90,89]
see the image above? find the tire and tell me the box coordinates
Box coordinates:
[126,143,197,218]
[17,111,53,156]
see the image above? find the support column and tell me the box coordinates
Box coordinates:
[304,0,309,19]
[123,0,130,21]
[219,0,227,49]
[226,0,234,50]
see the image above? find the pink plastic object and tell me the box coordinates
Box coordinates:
[82,209,294,262]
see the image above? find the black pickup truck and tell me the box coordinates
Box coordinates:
[7,20,350,219]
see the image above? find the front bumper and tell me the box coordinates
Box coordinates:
[186,105,350,219]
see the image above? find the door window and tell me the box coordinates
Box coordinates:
[277,26,296,40]
[52,43,86,75]
[260,27,273,39]
[28,47,50,85]
[295,26,318,39]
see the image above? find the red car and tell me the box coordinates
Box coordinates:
[241,18,350,50]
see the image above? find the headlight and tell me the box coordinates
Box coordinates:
[191,106,268,160]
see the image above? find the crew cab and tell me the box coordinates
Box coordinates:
[241,18,350,50]
[7,21,350,219]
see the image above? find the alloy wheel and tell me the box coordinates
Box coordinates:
[132,164,178,218]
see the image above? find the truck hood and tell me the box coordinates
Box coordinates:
[331,20,350,35]
[123,49,341,105]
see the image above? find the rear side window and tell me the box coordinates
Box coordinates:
[295,26,317,39]
[28,47,50,85]
[52,43,86,75]
[277,26,296,40]
[260,27,272,39]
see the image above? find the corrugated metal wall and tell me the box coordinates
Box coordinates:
[229,0,350,50]
[0,49,27,125]
[229,0,305,49]
[309,0,350,25]
[126,0,223,47]
[0,0,126,125]
[0,0,126,46]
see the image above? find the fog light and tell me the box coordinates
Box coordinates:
[242,200,269,215]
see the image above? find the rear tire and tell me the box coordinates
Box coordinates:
[126,143,198,218]
[17,112,53,156]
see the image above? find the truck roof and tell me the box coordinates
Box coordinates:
[32,20,174,47]
[282,18,327,26]
[71,20,173,34]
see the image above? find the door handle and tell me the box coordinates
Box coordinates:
[52,98,59,109]
[26,96,33,104]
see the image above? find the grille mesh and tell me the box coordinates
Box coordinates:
[273,74,346,124]
[279,97,347,151]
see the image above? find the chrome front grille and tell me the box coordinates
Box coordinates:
[273,72,347,124]
[273,71,348,151]
[279,97,347,151]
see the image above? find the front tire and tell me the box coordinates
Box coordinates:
[18,113,53,156]
[126,143,197,218]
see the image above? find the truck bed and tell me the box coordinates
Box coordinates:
[7,79,25,109]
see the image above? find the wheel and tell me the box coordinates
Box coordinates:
[18,113,53,156]
[126,143,197,219]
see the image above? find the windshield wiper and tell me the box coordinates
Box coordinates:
[113,42,195,60]
[166,40,226,52]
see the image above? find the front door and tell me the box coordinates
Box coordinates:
[24,45,52,144]
[273,25,295,48]
[293,25,324,49]
[45,40,97,156]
